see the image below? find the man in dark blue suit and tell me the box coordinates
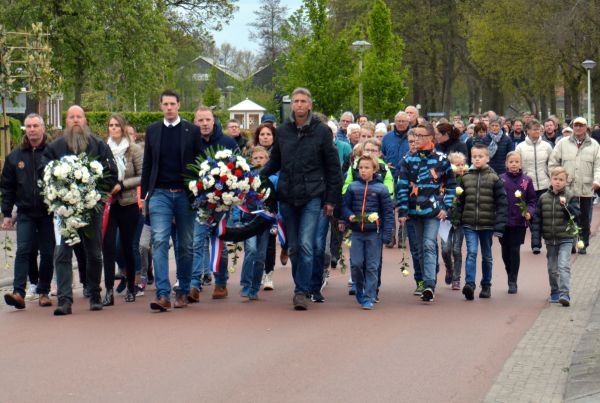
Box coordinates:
[141,90,202,312]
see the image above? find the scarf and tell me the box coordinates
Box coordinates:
[488,132,503,158]
[107,137,129,181]
[417,139,435,151]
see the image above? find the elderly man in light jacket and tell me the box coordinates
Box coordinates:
[548,117,600,254]
[516,119,554,198]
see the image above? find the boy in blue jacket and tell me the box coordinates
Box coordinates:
[341,155,394,310]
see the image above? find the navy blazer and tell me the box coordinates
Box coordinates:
[141,119,202,199]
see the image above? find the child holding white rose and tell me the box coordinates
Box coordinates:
[499,151,536,294]
[341,155,394,310]
[531,167,580,306]
[442,152,467,290]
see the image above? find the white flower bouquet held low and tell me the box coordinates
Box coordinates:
[41,154,106,245]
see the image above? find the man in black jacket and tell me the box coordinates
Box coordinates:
[189,107,238,302]
[141,90,203,312]
[42,105,118,315]
[1,114,54,309]
[262,88,342,310]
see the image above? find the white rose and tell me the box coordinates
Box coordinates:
[90,161,103,176]
[74,169,83,180]
[210,167,220,176]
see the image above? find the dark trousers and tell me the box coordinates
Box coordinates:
[28,236,39,284]
[103,203,140,293]
[74,243,86,286]
[13,213,55,296]
[265,233,276,274]
[329,217,342,263]
[579,197,592,246]
[499,226,526,284]
[55,211,103,304]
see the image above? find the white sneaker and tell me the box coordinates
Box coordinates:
[263,272,274,290]
[347,276,353,286]
[321,269,329,291]
[50,282,57,296]
[26,283,38,300]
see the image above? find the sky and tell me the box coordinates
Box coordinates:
[212,0,304,53]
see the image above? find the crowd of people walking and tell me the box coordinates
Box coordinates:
[2,87,598,314]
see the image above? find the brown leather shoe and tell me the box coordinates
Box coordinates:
[39,294,52,307]
[280,248,289,266]
[149,297,171,312]
[187,287,200,303]
[212,286,228,299]
[4,293,25,309]
[174,295,188,308]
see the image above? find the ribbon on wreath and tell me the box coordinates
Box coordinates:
[236,205,287,249]
[209,214,228,273]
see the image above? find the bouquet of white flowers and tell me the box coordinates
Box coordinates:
[187,148,269,225]
[41,154,105,245]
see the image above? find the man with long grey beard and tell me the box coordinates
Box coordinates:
[42,105,117,315]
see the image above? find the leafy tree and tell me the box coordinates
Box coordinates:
[202,66,221,107]
[362,0,408,120]
[278,0,357,116]
[248,0,289,64]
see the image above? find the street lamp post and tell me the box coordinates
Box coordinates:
[582,59,597,124]
[225,85,235,107]
[351,40,372,115]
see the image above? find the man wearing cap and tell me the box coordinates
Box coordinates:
[549,117,600,254]
[261,113,277,126]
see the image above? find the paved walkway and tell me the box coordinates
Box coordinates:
[485,224,600,402]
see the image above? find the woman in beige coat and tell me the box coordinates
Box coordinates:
[102,114,143,304]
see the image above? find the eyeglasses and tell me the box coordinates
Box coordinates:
[108,123,120,128]
[573,123,586,128]
[363,148,379,153]
[416,134,432,138]
[408,140,416,144]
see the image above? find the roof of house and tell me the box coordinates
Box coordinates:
[190,55,243,82]
[228,98,266,112]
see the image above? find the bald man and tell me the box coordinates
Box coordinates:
[42,105,118,315]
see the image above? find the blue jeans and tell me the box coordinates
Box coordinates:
[148,189,195,300]
[240,228,270,293]
[546,241,572,295]
[411,217,440,290]
[191,221,210,289]
[350,231,382,304]
[405,220,422,283]
[13,213,55,296]
[279,197,322,295]
[310,210,330,293]
[463,227,494,287]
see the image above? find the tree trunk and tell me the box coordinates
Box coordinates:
[540,94,547,120]
[549,85,557,116]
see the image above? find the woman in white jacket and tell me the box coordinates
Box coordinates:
[516,120,553,198]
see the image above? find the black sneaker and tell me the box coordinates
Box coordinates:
[311,291,325,303]
[82,286,90,298]
[421,287,434,302]
[479,286,491,299]
[508,283,518,294]
[53,303,72,316]
[578,247,587,255]
[116,278,127,294]
[462,283,475,301]
[90,294,103,311]
[293,294,308,310]
[330,260,337,269]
